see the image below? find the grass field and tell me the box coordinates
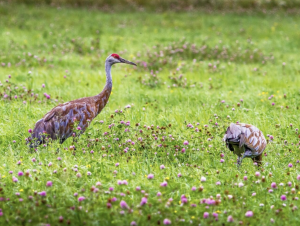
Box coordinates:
[1,4,300,225]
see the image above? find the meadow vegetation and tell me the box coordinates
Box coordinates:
[1,3,300,225]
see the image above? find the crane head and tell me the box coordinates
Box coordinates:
[107,53,137,66]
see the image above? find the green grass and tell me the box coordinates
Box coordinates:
[1,4,300,226]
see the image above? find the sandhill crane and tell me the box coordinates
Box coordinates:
[28,54,136,147]
[223,123,267,167]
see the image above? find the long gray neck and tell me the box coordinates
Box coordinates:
[94,60,113,114]
[105,60,112,90]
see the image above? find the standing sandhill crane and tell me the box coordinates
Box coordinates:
[28,54,136,147]
[223,123,267,167]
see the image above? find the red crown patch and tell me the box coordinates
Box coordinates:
[111,53,120,59]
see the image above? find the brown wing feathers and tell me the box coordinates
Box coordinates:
[28,86,111,147]
[223,123,267,165]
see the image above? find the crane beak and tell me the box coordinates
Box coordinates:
[119,57,137,66]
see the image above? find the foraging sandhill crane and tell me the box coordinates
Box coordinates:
[28,54,136,147]
[223,123,267,166]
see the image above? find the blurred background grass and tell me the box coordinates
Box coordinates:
[6,0,300,10]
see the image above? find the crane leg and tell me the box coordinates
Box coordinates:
[252,155,262,167]
[237,156,243,169]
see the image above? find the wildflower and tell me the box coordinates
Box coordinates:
[39,191,46,197]
[191,186,196,191]
[216,181,221,185]
[181,195,188,204]
[147,174,154,179]
[177,173,182,177]
[74,193,78,197]
[115,163,119,167]
[46,181,53,187]
[227,215,234,222]
[252,193,256,196]
[238,183,244,187]
[245,211,253,217]
[12,176,18,182]
[160,165,165,169]
[203,212,209,219]
[112,197,117,202]
[160,181,168,187]
[220,159,225,163]
[183,141,189,145]
[281,195,287,201]
[76,173,82,178]
[18,171,24,176]
[288,163,293,168]
[297,175,300,180]
[140,197,147,206]
[255,172,260,177]
[120,200,129,209]
[212,212,218,219]
[106,202,112,209]
[78,196,85,202]
[130,221,137,226]
[201,176,206,182]
[87,171,92,176]
[271,182,277,188]
[109,187,114,191]
[157,192,162,196]
[243,176,248,181]
[28,129,32,133]
[163,219,171,225]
